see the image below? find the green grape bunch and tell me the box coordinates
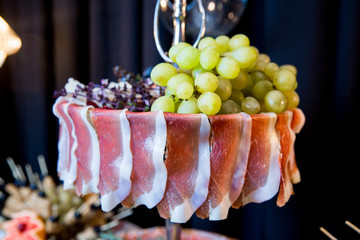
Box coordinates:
[150,34,300,115]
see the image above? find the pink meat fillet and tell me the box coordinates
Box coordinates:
[157,113,211,223]
[233,113,281,207]
[67,104,100,196]
[52,97,78,190]
[275,111,296,207]
[196,113,252,220]
[289,108,306,184]
[90,108,132,212]
[122,111,167,209]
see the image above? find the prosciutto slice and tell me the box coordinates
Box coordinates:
[122,111,167,209]
[291,108,306,134]
[90,109,132,212]
[157,113,211,223]
[275,111,296,207]
[289,108,306,184]
[196,113,252,220]
[52,97,78,190]
[67,104,100,196]
[233,113,281,208]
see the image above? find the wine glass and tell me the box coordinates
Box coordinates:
[159,0,248,37]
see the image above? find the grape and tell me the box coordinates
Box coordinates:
[244,50,257,71]
[293,81,298,90]
[250,46,259,57]
[273,69,297,91]
[231,46,258,69]
[195,72,218,93]
[254,61,267,71]
[178,67,192,75]
[283,90,300,109]
[279,64,297,75]
[197,92,222,115]
[150,63,177,86]
[164,88,173,97]
[151,96,175,112]
[242,74,255,96]
[252,80,274,100]
[244,61,257,72]
[264,62,279,78]
[257,53,270,63]
[241,96,260,115]
[214,77,232,101]
[150,34,300,115]
[229,89,245,105]
[169,42,191,62]
[167,73,193,95]
[216,57,240,79]
[228,34,250,51]
[198,37,218,51]
[174,99,181,112]
[177,96,200,114]
[199,47,220,70]
[229,70,248,90]
[176,81,194,100]
[215,35,230,54]
[192,65,208,79]
[250,70,270,83]
[264,90,287,113]
[259,100,267,112]
[176,46,200,69]
[219,99,241,114]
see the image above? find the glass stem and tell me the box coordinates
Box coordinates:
[166,219,181,240]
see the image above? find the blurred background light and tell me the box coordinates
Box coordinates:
[0,16,22,68]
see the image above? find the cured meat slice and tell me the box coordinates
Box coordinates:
[67,104,100,196]
[157,113,211,223]
[122,111,167,209]
[196,113,252,220]
[232,113,281,208]
[291,108,305,134]
[275,111,296,207]
[90,109,132,212]
[289,108,306,184]
[52,97,78,190]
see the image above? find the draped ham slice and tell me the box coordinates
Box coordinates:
[289,108,306,184]
[90,109,132,212]
[122,111,167,209]
[52,97,78,190]
[157,113,211,223]
[275,111,296,207]
[67,104,100,196]
[53,100,69,181]
[196,113,252,220]
[291,108,306,134]
[233,113,281,207]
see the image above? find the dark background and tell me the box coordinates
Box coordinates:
[0,0,359,239]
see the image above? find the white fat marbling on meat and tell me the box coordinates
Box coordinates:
[208,112,252,221]
[170,113,211,223]
[61,102,78,190]
[79,106,100,195]
[134,110,167,209]
[242,113,281,205]
[53,97,69,180]
[100,109,133,212]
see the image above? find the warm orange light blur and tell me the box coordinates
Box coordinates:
[0,16,22,67]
